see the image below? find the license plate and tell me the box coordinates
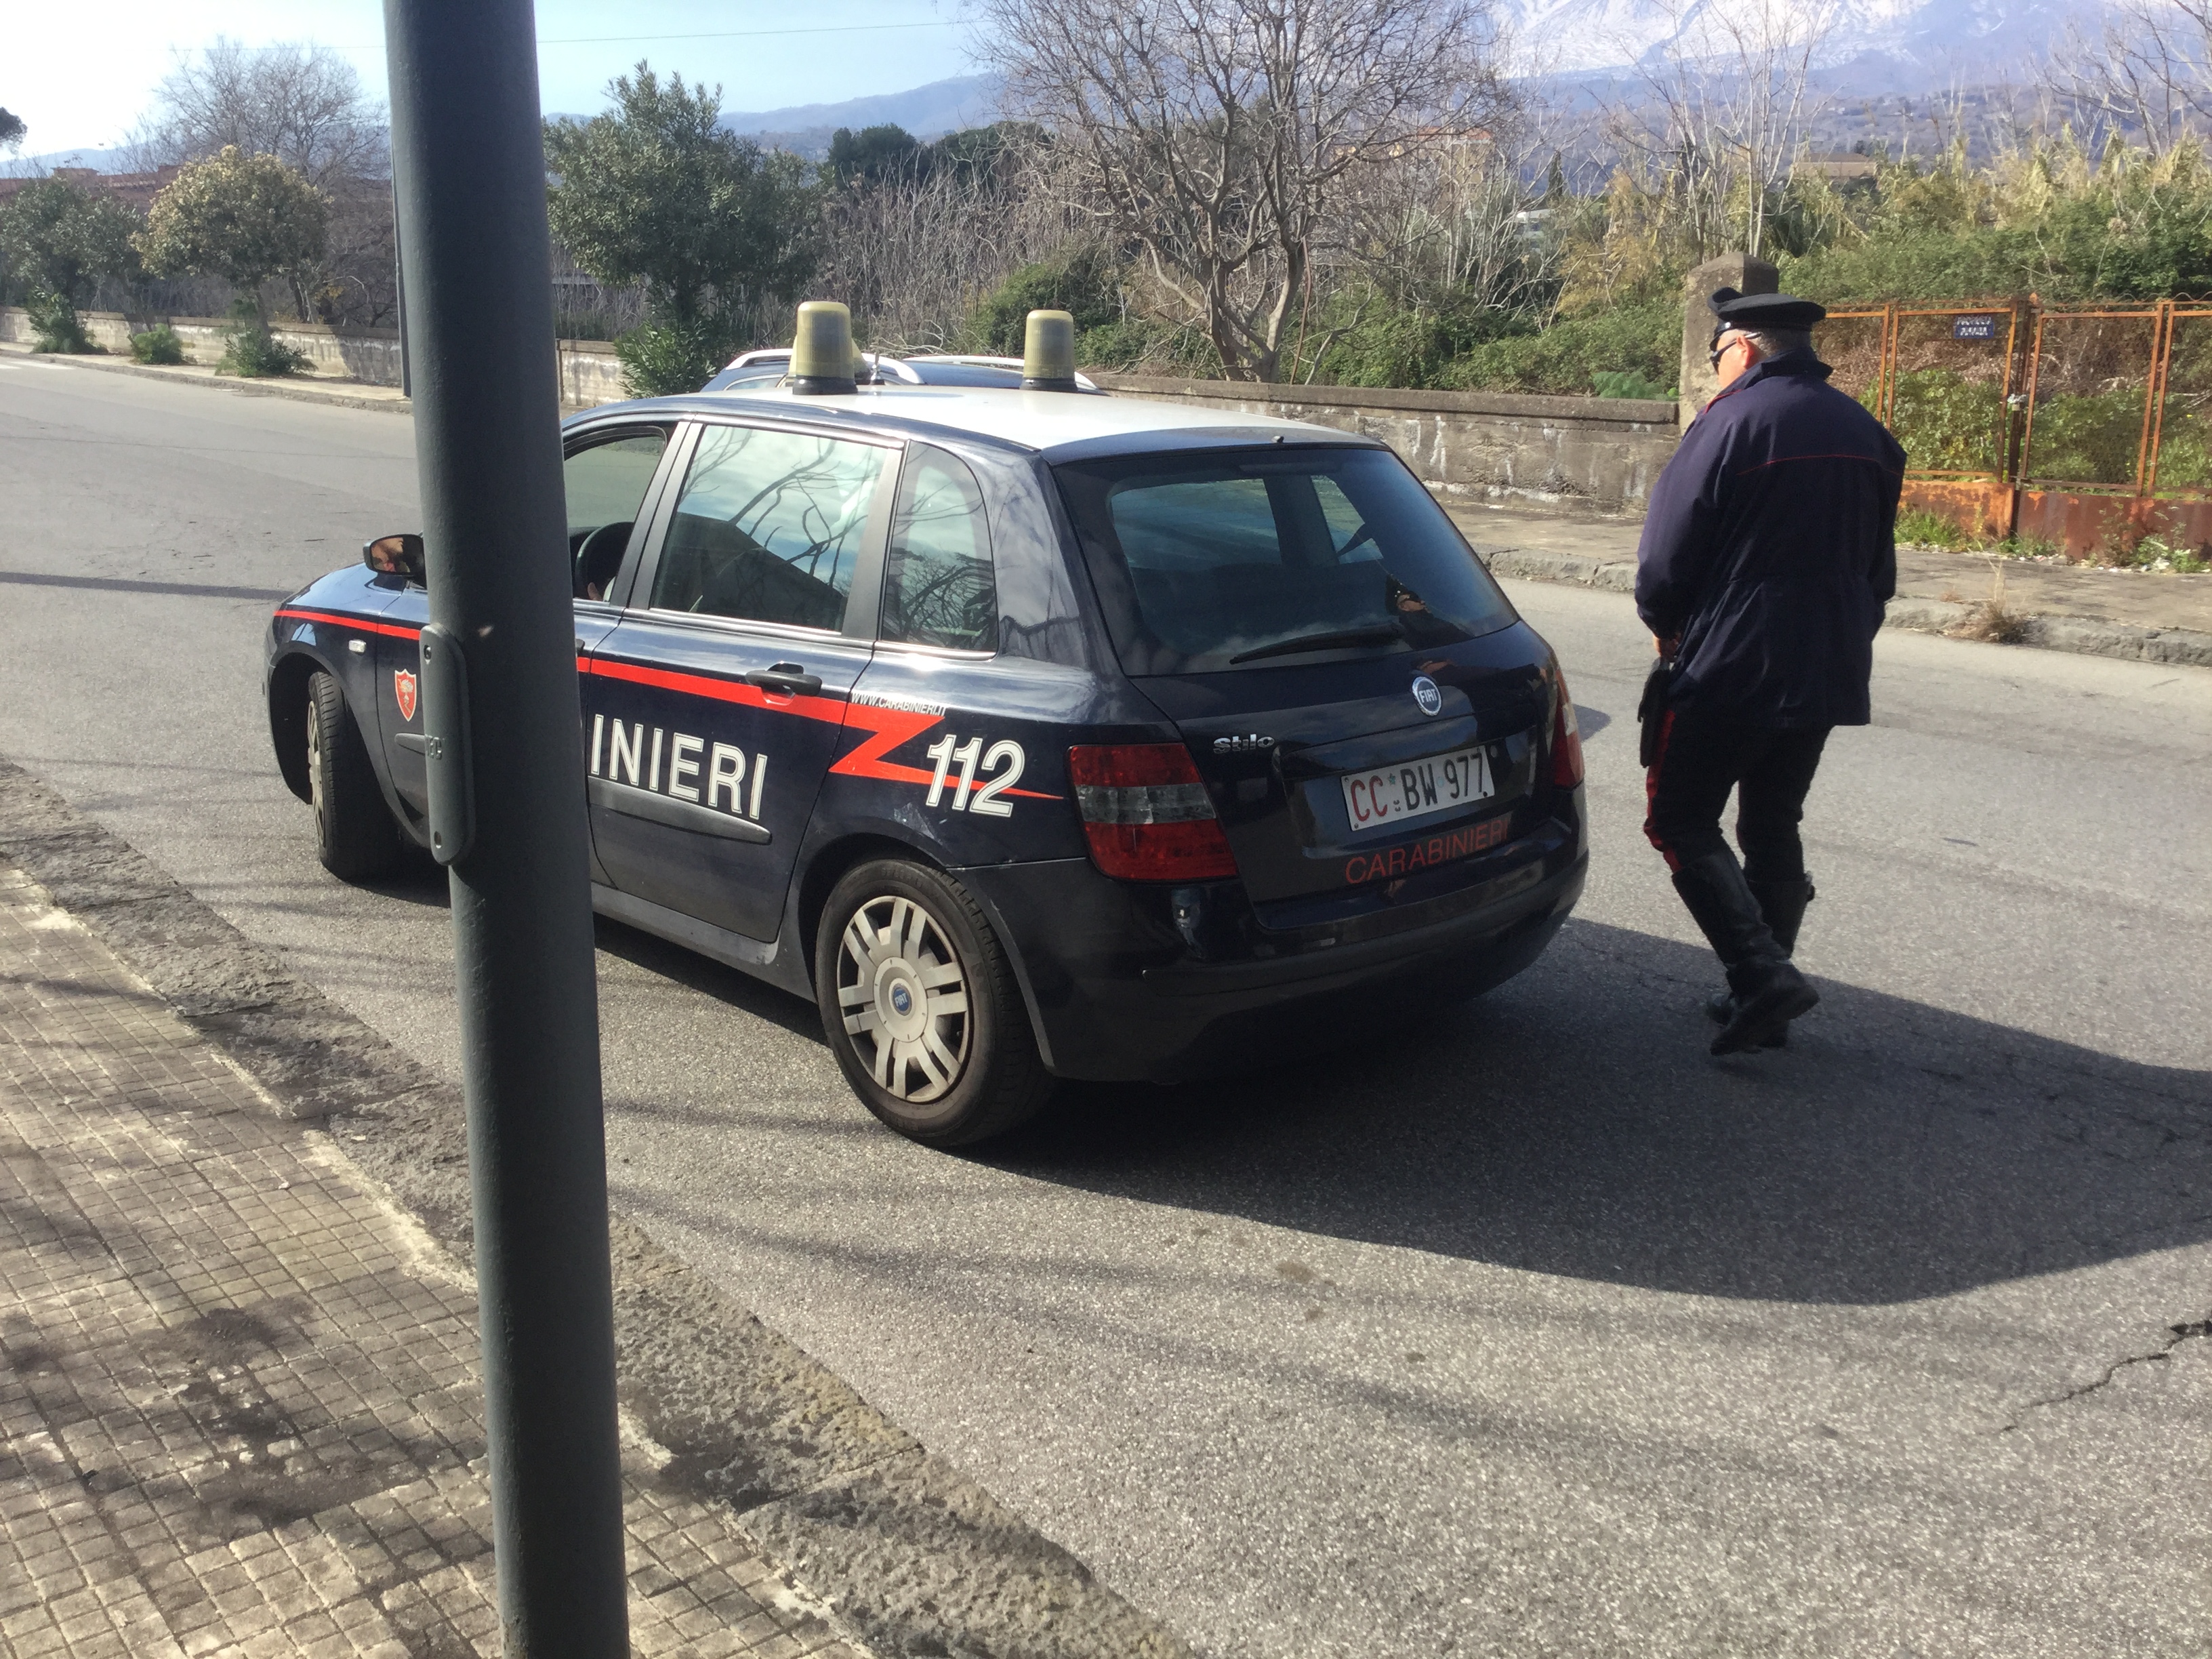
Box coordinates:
[1340,744,1494,832]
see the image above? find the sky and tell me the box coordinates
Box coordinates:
[3,0,977,159]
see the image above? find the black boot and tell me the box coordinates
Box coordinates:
[1673,853,1818,1054]
[1705,876,1814,1046]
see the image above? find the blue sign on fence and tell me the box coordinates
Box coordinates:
[1953,314,1999,340]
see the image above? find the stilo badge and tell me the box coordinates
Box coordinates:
[1411,675,1443,716]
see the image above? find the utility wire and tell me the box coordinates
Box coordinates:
[539,20,964,44]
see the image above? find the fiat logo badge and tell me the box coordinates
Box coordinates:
[1411,675,1443,716]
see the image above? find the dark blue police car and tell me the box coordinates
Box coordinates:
[263,335,1588,1145]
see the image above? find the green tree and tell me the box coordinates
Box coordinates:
[0,108,24,154]
[136,146,329,317]
[827,123,920,186]
[546,63,819,396]
[0,179,142,350]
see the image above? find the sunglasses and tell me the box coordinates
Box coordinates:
[1707,329,1746,370]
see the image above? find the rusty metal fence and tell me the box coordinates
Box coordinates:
[1839,298,2212,551]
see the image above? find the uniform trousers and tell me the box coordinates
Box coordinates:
[1643,708,1832,882]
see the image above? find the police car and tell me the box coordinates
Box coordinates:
[264,304,1588,1145]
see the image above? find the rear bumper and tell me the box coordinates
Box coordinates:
[957,817,1586,1083]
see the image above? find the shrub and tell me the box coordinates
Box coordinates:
[1889,369,2007,475]
[129,324,186,365]
[1441,298,1679,396]
[2021,389,2150,487]
[218,302,309,377]
[1071,315,1216,375]
[1896,508,1980,549]
[1591,369,1674,400]
[616,315,741,397]
[1945,558,2032,643]
[963,246,1126,356]
[24,289,91,354]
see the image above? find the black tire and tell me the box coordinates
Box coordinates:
[306,670,402,881]
[814,859,1054,1147]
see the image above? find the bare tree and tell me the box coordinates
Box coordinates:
[2052,0,2212,153]
[1618,0,1837,262]
[127,39,394,327]
[1332,108,1580,319]
[815,149,1078,352]
[129,39,386,186]
[978,0,1510,380]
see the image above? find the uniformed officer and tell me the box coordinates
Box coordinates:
[1636,288,1906,1054]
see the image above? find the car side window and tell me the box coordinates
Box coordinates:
[565,428,670,600]
[881,445,996,653]
[650,424,885,631]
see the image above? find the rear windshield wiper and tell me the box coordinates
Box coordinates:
[1228,623,1401,665]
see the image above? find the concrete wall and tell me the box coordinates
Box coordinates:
[0,306,630,409]
[1088,373,1680,518]
[0,308,1681,499]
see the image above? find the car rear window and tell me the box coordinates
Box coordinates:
[1052,447,1517,673]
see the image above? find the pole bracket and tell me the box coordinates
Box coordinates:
[419,623,475,865]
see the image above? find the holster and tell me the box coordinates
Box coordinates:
[1637,657,1675,768]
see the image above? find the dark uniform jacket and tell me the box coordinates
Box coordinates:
[1635,349,1905,728]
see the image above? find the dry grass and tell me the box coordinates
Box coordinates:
[1944,556,2033,644]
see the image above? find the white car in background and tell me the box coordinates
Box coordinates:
[704,348,1099,393]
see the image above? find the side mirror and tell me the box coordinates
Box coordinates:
[363,533,426,583]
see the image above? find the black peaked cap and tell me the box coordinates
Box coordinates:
[1707,287,1828,331]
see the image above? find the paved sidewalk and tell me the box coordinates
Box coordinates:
[1448,504,2212,639]
[0,340,412,415]
[0,862,870,1659]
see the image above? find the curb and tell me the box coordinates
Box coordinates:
[0,755,1193,1659]
[2,342,415,413]
[1477,545,2212,670]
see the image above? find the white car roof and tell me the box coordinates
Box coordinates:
[691,383,1346,458]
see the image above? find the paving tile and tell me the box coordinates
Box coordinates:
[0,867,874,1658]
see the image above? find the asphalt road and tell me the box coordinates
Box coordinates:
[4,354,2209,1659]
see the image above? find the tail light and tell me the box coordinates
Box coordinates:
[1551,671,1584,789]
[1067,743,1240,882]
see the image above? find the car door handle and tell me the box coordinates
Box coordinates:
[745,662,821,697]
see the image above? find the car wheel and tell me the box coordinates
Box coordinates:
[815,859,1053,1147]
[306,670,402,881]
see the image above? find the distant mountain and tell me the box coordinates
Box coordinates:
[1504,0,2100,79]
[8,145,137,176]
[714,74,1004,157]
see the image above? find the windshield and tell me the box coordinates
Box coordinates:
[1053,446,1517,674]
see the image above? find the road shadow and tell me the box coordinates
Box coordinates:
[591,914,822,1042]
[979,919,2211,1306]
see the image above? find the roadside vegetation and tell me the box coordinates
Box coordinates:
[1896,507,2211,573]
[9,5,2212,409]
[137,146,327,375]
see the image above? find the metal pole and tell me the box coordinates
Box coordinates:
[381,4,628,1655]
[390,176,410,399]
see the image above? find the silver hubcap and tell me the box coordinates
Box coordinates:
[306,690,326,827]
[836,895,970,1103]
